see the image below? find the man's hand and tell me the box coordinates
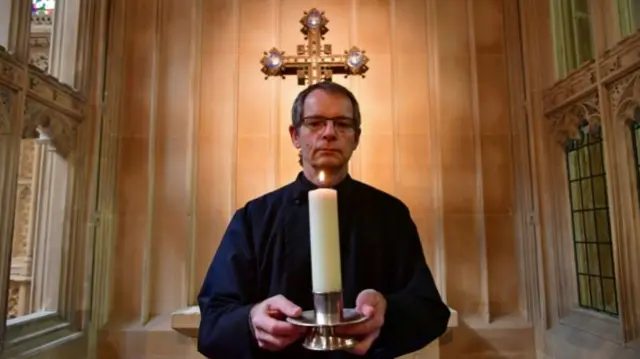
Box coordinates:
[250,295,308,351]
[337,289,387,355]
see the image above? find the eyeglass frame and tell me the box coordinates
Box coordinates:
[300,116,359,134]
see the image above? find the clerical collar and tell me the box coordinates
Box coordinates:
[291,171,354,204]
[294,171,353,191]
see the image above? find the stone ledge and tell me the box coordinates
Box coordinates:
[171,306,201,338]
[171,305,459,339]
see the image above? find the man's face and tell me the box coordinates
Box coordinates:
[289,89,360,171]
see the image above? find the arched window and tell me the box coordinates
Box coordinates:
[5,0,81,325]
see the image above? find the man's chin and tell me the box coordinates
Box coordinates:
[313,158,343,169]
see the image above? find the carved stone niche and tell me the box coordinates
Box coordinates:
[548,92,601,146]
[29,12,54,73]
[29,35,51,74]
[22,99,78,158]
[610,68,640,124]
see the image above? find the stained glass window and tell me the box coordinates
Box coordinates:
[565,121,618,316]
[631,107,640,209]
[31,0,55,16]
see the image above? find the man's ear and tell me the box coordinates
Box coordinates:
[289,125,301,148]
[353,129,361,150]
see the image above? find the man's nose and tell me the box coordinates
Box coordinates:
[321,120,337,138]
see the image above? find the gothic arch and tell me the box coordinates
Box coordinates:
[22,99,77,159]
[549,93,602,145]
[611,69,640,125]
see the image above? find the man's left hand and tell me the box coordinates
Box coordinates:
[336,289,387,356]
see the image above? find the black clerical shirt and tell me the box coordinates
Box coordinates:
[197,172,450,359]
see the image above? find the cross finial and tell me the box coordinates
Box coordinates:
[260,9,369,86]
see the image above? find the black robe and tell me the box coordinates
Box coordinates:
[197,172,450,359]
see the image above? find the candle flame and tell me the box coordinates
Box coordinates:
[318,171,325,184]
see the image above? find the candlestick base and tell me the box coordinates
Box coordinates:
[286,292,368,351]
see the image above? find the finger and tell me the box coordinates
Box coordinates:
[346,329,380,356]
[265,309,286,319]
[357,304,375,318]
[338,304,374,337]
[254,314,305,336]
[355,290,380,307]
[267,295,303,317]
[336,313,383,336]
[255,329,300,351]
[336,322,374,336]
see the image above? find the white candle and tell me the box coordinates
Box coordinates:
[308,171,342,293]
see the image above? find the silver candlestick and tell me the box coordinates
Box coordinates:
[287,291,367,351]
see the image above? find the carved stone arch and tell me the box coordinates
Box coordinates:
[22,99,78,159]
[610,69,640,125]
[549,93,602,146]
[47,114,78,159]
[22,100,50,139]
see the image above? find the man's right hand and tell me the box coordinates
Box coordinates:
[250,295,307,351]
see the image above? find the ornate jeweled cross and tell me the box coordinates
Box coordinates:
[260,8,369,86]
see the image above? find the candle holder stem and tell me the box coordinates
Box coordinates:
[287,291,367,351]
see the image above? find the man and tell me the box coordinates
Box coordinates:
[197,81,450,359]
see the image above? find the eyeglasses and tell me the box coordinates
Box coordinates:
[301,116,357,134]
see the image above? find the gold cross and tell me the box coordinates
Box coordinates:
[260,8,369,86]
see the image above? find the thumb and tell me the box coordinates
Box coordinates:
[356,289,379,307]
[358,304,375,318]
[269,295,302,317]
